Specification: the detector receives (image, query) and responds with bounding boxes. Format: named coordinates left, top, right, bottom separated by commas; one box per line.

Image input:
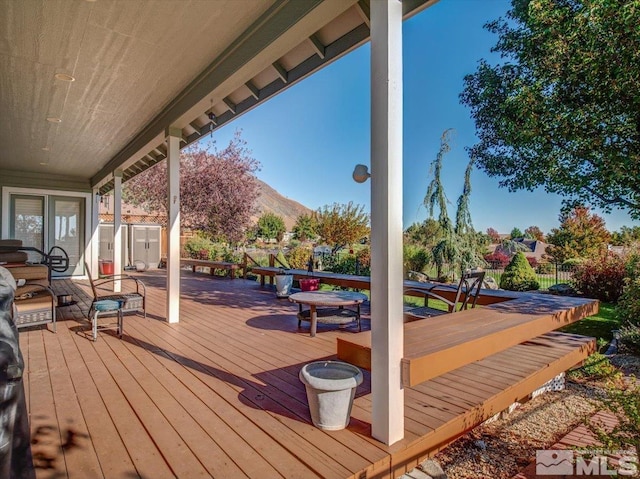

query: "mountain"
left=253, top=180, right=313, bottom=230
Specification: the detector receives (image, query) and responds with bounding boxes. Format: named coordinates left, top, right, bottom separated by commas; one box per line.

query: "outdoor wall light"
left=352, top=164, right=371, bottom=183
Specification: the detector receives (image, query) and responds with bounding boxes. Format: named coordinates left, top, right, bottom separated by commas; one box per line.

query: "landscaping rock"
left=548, top=283, right=576, bottom=296
left=482, top=276, right=499, bottom=290
left=408, top=271, right=430, bottom=283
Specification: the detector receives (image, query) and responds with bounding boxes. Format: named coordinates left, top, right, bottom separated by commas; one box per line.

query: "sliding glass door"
left=49, top=196, right=85, bottom=277
left=9, top=195, right=45, bottom=263
left=8, top=193, right=86, bottom=277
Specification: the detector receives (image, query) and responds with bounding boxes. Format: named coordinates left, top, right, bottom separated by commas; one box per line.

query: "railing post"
left=555, top=262, right=559, bottom=286
left=243, top=253, right=248, bottom=280
left=268, top=254, right=275, bottom=286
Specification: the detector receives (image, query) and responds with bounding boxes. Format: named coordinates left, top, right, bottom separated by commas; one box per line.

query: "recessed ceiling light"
left=41, top=146, right=50, bottom=151
left=39, top=162, right=49, bottom=166
left=46, top=117, right=62, bottom=123
left=54, top=73, right=75, bottom=82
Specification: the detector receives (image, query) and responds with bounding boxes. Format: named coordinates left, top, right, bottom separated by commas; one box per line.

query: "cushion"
left=0, top=239, right=22, bottom=247
left=0, top=251, right=28, bottom=263
left=94, top=300, right=122, bottom=312
left=6, top=265, right=49, bottom=281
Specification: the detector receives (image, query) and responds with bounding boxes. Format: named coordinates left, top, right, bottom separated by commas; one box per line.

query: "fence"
left=432, top=261, right=576, bottom=290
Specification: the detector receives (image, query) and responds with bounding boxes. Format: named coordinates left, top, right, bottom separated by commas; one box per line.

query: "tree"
left=256, top=212, right=286, bottom=242
left=123, top=133, right=260, bottom=242
left=509, top=227, right=523, bottom=239
left=611, top=226, right=640, bottom=246
left=460, top=0, right=640, bottom=219
left=486, top=227, right=501, bottom=243
left=546, top=206, right=611, bottom=263
left=423, top=129, right=485, bottom=278
left=404, top=219, right=443, bottom=247
left=524, top=225, right=545, bottom=241
left=292, top=214, right=317, bottom=242
left=314, top=202, right=369, bottom=254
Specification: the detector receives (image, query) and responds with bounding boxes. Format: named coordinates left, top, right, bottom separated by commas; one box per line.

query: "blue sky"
left=209, top=0, right=637, bottom=235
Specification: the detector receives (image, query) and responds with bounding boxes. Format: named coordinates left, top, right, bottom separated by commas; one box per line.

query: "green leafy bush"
left=568, top=352, right=622, bottom=381
left=617, top=278, right=640, bottom=325
left=572, top=254, right=627, bottom=302
left=590, top=380, right=640, bottom=462
left=536, top=262, right=554, bottom=274
left=355, top=247, right=371, bottom=275
left=285, top=246, right=312, bottom=270
left=183, top=235, right=216, bottom=259
left=615, top=254, right=640, bottom=324
left=619, top=323, right=640, bottom=355
left=403, top=245, right=431, bottom=274
left=499, top=252, right=540, bottom=291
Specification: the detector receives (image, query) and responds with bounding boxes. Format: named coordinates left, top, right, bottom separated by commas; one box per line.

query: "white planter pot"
left=275, top=274, right=293, bottom=298
left=299, top=361, right=363, bottom=431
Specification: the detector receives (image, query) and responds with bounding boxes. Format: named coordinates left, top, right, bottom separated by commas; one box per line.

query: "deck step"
left=385, top=332, right=596, bottom=474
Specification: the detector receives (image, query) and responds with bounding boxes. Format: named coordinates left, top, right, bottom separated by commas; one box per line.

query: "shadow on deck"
left=18, top=270, right=595, bottom=479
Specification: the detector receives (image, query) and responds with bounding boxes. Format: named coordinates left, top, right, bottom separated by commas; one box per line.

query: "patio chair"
left=84, top=262, right=146, bottom=319
left=403, top=270, right=485, bottom=322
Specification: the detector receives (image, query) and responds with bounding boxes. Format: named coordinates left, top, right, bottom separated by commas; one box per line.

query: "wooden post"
left=90, top=188, right=100, bottom=280
left=243, top=253, right=247, bottom=279
left=113, top=170, right=123, bottom=292
left=370, top=0, right=404, bottom=445
left=268, top=253, right=275, bottom=286
left=166, top=127, right=181, bottom=323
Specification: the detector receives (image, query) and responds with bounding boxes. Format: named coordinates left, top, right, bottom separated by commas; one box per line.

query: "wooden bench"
left=250, top=266, right=375, bottom=290
left=181, top=259, right=239, bottom=279
left=250, top=267, right=523, bottom=306
left=337, top=293, right=599, bottom=387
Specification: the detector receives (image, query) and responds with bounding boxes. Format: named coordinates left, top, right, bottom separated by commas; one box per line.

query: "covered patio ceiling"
left=0, top=0, right=436, bottom=194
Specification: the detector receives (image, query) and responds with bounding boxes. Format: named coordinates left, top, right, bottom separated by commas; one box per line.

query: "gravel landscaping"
left=427, top=353, right=639, bottom=479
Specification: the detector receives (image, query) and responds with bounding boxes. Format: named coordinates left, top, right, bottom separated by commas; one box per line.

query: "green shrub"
left=568, top=352, right=622, bottom=381
left=572, top=254, right=627, bottom=302
left=619, top=323, right=640, bottom=355
left=589, top=380, right=640, bottom=462
left=536, top=262, right=554, bottom=274
left=183, top=235, right=216, bottom=259
left=499, top=252, right=540, bottom=291
left=274, top=250, right=290, bottom=269
left=285, top=246, right=312, bottom=270
left=616, top=277, right=640, bottom=325
left=356, top=247, right=371, bottom=275
left=403, top=244, right=431, bottom=274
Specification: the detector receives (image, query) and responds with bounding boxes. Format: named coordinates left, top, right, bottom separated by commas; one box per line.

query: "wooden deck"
left=20, top=271, right=596, bottom=479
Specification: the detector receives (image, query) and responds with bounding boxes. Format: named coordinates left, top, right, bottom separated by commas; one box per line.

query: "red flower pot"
left=299, top=278, right=320, bottom=292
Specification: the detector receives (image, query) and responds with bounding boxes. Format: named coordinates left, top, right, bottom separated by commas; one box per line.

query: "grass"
left=560, top=302, right=621, bottom=342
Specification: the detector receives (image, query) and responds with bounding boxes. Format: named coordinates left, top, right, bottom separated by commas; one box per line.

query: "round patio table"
left=289, top=290, right=368, bottom=337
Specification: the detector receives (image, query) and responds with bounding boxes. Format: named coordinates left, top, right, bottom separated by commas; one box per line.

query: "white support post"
left=113, top=171, right=123, bottom=292
left=166, top=127, right=181, bottom=323
left=90, top=188, right=100, bottom=280
left=370, top=0, right=404, bottom=445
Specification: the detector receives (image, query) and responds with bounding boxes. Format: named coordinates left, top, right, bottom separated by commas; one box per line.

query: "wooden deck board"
left=18, top=271, right=597, bottom=479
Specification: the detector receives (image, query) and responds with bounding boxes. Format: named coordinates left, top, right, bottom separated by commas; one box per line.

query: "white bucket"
left=299, top=361, right=363, bottom=431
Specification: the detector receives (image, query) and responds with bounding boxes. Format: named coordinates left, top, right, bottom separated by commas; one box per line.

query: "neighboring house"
left=491, top=239, right=550, bottom=262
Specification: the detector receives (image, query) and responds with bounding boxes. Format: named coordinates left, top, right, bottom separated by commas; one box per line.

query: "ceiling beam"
left=308, top=34, right=325, bottom=59
left=272, top=61, right=288, bottom=83
left=354, top=0, right=370, bottom=28
left=223, top=98, right=237, bottom=114
left=245, top=80, right=260, bottom=100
